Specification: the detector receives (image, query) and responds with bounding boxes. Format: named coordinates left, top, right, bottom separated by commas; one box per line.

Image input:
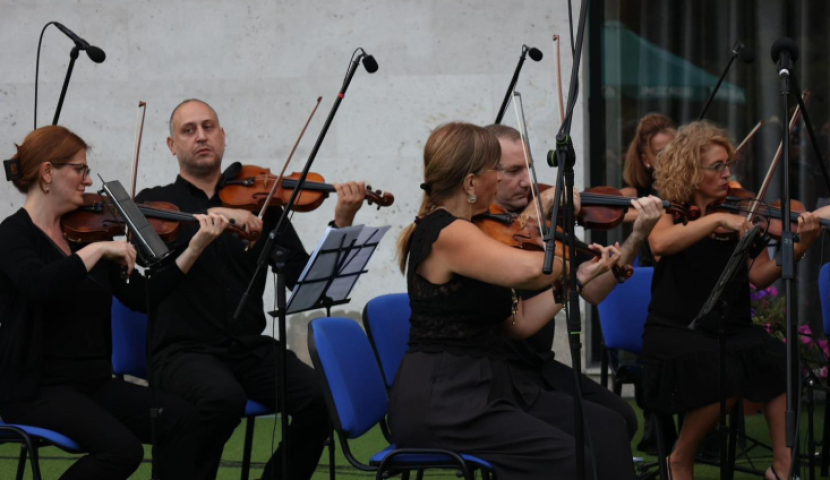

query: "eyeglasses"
left=700, top=159, right=737, bottom=173
left=51, top=162, right=91, bottom=180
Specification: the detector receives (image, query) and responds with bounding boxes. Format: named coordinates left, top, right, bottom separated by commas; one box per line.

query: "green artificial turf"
left=0, top=399, right=821, bottom=479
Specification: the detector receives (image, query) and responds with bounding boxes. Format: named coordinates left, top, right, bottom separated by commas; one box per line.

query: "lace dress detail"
left=407, top=210, right=512, bottom=358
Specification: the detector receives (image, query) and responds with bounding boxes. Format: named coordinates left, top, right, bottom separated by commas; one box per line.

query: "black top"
left=0, top=208, right=183, bottom=402
left=136, top=175, right=310, bottom=367
left=646, top=234, right=751, bottom=334
left=406, top=210, right=513, bottom=358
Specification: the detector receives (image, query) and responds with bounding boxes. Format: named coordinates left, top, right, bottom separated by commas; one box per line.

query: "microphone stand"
left=52, top=45, right=80, bottom=125
left=698, top=42, right=745, bottom=121
left=544, top=0, right=591, bottom=479
left=778, top=65, right=830, bottom=480
left=495, top=46, right=534, bottom=125
left=232, top=49, right=373, bottom=480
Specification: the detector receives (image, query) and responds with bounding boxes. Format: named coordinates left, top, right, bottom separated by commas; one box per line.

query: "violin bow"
left=735, top=119, right=764, bottom=154
left=119, top=100, right=147, bottom=281
left=553, top=34, right=565, bottom=125
left=745, top=90, right=809, bottom=221
left=511, top=91, right=547, bottom=240
left=256, top=96, right=323, bottom=220
left=129, top=101, right=147, bottom=200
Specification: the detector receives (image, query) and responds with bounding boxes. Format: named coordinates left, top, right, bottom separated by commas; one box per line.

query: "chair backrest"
left=597, top=266, right=654, bottom=354
left=111, top=298, right=148, bottom=379
left=308, top=317, right=389, bottom=440
left=362, top=293, right=411, bottom=388
left=821, top=263, right=830, bottom=336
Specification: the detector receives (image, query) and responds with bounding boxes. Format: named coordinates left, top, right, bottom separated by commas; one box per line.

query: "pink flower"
left=820, top=339, right=830, bottom=358
left=768, top=286, right=779, bottom=297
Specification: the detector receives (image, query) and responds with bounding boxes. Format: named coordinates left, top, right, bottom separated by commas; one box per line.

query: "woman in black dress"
left=642, top=121, right=821, bottom=480
left=390, top=122, right=634, bottom=480
left=0, top=126, right=228, bottom=480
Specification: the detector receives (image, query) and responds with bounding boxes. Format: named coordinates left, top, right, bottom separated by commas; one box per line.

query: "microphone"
left=53, top=22, right=106, bottom=63
left=361, top=53, right=379, bottom=73
left=525, top=45, right=543, bottom=61
left=771, top=37, right=799, bottom=78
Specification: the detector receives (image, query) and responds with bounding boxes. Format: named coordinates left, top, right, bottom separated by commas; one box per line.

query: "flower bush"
left=750, top=284, right=829, bottom=378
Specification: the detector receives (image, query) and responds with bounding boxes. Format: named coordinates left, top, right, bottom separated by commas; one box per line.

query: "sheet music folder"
left=269, top=224, right=390, bottom=316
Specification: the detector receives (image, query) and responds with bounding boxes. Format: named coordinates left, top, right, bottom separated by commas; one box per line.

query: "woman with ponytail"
left=390, top=122, right=632, bottom=480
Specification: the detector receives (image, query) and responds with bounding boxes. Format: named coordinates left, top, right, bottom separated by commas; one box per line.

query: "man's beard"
left=181, top=154, right=222, bottom=178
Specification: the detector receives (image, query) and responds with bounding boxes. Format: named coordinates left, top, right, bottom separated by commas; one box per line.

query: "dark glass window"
left=587, top=0, right=830, bottom=365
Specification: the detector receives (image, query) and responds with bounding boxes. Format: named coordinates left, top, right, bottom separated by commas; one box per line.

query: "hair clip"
left=3, top=158, right=21, bottom=182
left=419, top=182, right=432, bottom=193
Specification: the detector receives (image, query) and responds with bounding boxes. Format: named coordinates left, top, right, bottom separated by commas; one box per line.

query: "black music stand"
left=266, top=224, right=388, bottom=479
left=689, top=224, right=769, bottom=480
left=98, top=178, right=170, bottom=480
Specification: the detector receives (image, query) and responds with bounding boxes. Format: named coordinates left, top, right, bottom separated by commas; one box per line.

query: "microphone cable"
left=34, top=21, right=57, bottom=129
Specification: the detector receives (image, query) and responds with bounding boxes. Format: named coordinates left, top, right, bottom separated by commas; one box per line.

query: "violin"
left=577, top=186, right=699, bottom=228
left=530, top=183, right=699, bottom=229
left=473, top=204, right=634, bottom=282
left=218, top=162, right=395, bottom=213
left=62, top=193, right=255, bottom=245
left=707, top=187, right=830, bottom=240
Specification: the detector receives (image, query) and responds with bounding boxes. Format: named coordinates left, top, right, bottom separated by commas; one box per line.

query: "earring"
left=42, top=183, right=51, bottom=193
left=467, top=194, right=477, bottom=204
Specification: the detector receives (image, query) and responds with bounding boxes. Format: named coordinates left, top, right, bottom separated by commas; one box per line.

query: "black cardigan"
left=0, top=208, right=183, bottom=402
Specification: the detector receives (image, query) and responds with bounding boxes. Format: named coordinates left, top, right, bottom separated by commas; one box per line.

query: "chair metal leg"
left=28, top=442, right=43, bottom=480
left=14, top=437, right=42, bottom=480
left=16, top=444, right=27, bottom=480
left=241, top=417, right=256, bottom=480
left=654, top=414, right=670, bottom=480
left=415, top=469, right=424, bottom=480
left=328, top=426, right=336, bottom=480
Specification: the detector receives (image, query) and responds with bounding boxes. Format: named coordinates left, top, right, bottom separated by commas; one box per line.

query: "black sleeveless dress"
left=388, top=210, right=635, bottom=480
left=640, top=235, right=787, bottom=413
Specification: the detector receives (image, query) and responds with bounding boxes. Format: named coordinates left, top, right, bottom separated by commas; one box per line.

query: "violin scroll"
left=365, top=185, right=395, bottom=209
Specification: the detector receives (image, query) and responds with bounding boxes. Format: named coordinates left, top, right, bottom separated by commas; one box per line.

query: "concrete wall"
left=0, top=0, right=586, bottom=363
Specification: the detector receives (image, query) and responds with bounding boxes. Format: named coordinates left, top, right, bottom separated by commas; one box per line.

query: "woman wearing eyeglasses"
left=0, top=125, right=228, bottom=480
left=641, top=121, right=820, bottom=480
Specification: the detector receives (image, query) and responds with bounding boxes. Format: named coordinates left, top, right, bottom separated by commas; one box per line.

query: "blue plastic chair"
left=596, top=267, right=653, bottom=396
left=111, top=298, right=272, bottom=480
left=308, top=317, right=495, bottom=480
left=0, top=422, right=83, bottom=480
left=362, top=293, right=411, bottom=389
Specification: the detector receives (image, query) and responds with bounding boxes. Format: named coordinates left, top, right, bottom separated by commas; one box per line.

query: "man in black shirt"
left=485, top=124, right=663, bottom=442
left=137, top=99, right=366, bottom=480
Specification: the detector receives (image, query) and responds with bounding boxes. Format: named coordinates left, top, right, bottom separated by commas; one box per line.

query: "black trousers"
left=390, top=352, right=636, bottom=480
left=0, top=378, right=198, bottom=480
left=155, top=339, right=329, bottom=480
left=541, top=358, right=639, bottom=439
